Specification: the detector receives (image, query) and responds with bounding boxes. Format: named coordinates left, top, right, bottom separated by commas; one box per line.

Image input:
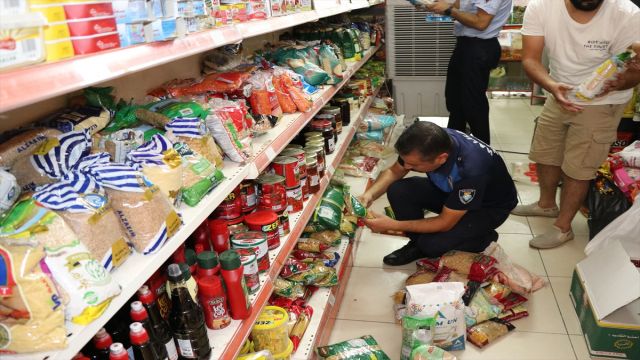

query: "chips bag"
left=317, top=335, right=390, bottom=360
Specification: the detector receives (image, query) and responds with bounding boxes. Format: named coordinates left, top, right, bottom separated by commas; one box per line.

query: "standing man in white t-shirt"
left=512, top=0, right=640, bottom=249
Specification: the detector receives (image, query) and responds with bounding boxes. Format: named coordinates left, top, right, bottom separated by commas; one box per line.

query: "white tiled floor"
left=328, top=98, right=594, bottom=359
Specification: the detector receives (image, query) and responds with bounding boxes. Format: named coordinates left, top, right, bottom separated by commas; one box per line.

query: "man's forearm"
left=393, top=216, right=451, bottom=233
left=449, top=7, right=489, bottom=31
left=618, top=69, right=640, bottom=90
left=522, top=58, right=556, bottom=92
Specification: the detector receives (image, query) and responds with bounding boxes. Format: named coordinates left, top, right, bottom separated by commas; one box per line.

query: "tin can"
left=244, top=210, right=281, bottom=250
left=240, top=181, right=257, bottom=213
left=280, top=148, right=307, bottom=179
left=235, top=248, right=260, bottom=294
left=231, top=231, right=270, bottom=272
left=303, top=131, right=323, bottom=139
left=277, top=210, right=290, bottom=237
left=306, top=157, right=320, bottom=194
left=300, top=176, right=309, bottom=200
left=286, top=185, right=303, bottom=213
left=305, top=146, right=326, bottom=178
left=257, top=173, right=287, bottom=213
left=212, top=185, right=242, bottom=220
left=272, top=156, right=300, bottom=188
left=285, top=144, right=304, bottom=150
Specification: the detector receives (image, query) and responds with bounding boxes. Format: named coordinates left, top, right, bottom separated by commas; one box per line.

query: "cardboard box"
left=570, top=240, right=640, bottom=359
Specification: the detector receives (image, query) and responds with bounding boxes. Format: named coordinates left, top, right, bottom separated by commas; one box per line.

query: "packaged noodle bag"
left=406, top=282, right=466, bottom=351
left=570, top=49, right=637, bottom=103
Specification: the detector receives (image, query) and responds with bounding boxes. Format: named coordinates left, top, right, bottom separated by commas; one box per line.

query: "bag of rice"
left=87, top=162, right=181, bottom=254
left=467, top=318, right=515, bottom=348
left=33, top=171, right=131, bottom=271
left=0, top=235, right=67, bottom=353
left=0, top=169, right=20, bottom=215
left=173, top=140, right=225, bottom=207
left=406, top=282, right=466, bottom=351
left=317, top=335, right=390, bottom=360
left=401, top=315, right=436, bottom=360
left=128, top=134, right=184, bottom=202
left=93, top=124, right=156, bottom=163
left=43, top=106, right=110, bottom=135
left=136, top=99, right=208, bottom=128
left=0, top=128, right=61, bottom=168
left=12, top=130, right=91, bottom=192
left=165, top=117, right=224, bottom=168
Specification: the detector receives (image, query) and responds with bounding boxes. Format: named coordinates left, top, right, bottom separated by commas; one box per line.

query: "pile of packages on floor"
left=236, top=181, right=369, bottom=359
left=0, top=18, right=383, bottom=355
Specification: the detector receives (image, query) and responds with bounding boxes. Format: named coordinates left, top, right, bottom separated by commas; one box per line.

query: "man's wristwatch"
left=444, top=6, right=453, bottom=16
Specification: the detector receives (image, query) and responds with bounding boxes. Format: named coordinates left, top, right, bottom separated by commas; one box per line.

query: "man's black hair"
left=395, top=121, right=452, bottom=161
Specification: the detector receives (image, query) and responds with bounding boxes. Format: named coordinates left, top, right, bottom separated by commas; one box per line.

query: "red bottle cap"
left=137, top=285, right=154, bottom=305
left=244, top=210, right=278, bottom=226
left=129, top=322, right=149, bottom=346
left=109, top=343, right=129, bottom=360
left=93, top=328, right=113, bottom=350
left=130, top=301, right=149, bottom=322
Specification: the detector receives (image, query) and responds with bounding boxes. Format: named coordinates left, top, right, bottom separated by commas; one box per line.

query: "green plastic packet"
left=181, top=167, right=225, bottom=207
left=317, top=335, right=390, bottom=360
left=401, top=315, right=437, bottom=360
left=84, top=87, right=116, bottom=110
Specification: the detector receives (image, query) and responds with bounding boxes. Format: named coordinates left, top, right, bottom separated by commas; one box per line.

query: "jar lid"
left=253, top=306, right=289, bottom=330
left=321, top=106, right=341, bottom=114
left=306, top=157, right=317, bottom=166
left=197, top=251, right=218, bottom=269
left=257, top=173, right=286, bottom=185
left=280, top=148, right=305, bottom=157
left=219, top=250, right=241, bottom=270
left=304, top=131, right=323, bottom=137
left=273, top=156, right=297, bottom=165
left=231, top=231, right=267, bottom=247
left=244, top=210, right=278, bottom=226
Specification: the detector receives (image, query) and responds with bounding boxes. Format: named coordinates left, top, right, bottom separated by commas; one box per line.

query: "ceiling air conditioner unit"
left=386, top=0, right=456, bottom=118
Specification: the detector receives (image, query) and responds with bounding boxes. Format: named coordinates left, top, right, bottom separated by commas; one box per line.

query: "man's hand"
left=549, top=82, right=584, bottom=112
left=357, top=194, right=373, bottom=208
left=363, top=211, right=399, bottom=233
left=424, top=0, right=451, bottom=14
left=596, top=72, right=626, bottom=98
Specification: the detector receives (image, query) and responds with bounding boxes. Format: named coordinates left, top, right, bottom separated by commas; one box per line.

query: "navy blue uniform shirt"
left=398, top=129, right=518, bottom=211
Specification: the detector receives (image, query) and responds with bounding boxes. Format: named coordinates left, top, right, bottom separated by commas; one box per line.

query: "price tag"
left=328, top=293, right=336, bottom=306
left=265, top=147, right=277, bottom=161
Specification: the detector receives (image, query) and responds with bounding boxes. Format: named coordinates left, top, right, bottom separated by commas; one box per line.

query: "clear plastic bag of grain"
left=88, top=162, right=181, bottom=254
left=172, top=138, right=224, bottom=207
left=127, top=134, right=184, bottom=202
left=11, top=130, right=91, bottom=192
left=33, top=171, right=131, bottom=271
left=166, top=117, right=224, bottom=168
left=0, top=128, right=62, bottom=168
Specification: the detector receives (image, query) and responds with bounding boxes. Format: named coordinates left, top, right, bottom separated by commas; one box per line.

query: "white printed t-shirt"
left=522, top=0, right=640, bottom=105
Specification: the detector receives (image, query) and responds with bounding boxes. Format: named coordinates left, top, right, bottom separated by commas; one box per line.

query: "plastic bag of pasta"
left=317, top=335, right=390, bottom=360
left=309, top=229, right=342, bottom=246
left=467, top=318, right=515, bottom=348
left=33, top=170, right=131, bottom=271
left=417, top=251, right=498, bottom=283
left=273, top=277, right=305, bottom=299
left=315, top=186, right=345, bottom=230
left=165, top=117, right=224, bottom=168
left=173, top=139, right=225, bottom=207
left=87, top=161, right=181, bottom=254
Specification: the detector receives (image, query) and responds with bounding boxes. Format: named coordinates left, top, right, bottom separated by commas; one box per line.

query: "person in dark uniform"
left=359, top=121, right=518, bottom=266
left=424, top=0, right=513, bottom=145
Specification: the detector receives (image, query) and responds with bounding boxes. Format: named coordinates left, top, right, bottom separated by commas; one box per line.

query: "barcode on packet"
left=22, top=38, right=37, bottom=54
left=1, top=0, right=23, bottom=12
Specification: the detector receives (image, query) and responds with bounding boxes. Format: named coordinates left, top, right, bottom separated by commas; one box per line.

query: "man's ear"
left=435, top=152, right=449, bottom=165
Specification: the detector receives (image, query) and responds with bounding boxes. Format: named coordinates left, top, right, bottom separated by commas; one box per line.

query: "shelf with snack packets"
left=0, top=4, right=379, bottom=114
left=247, top=44, right=382, bottom=178
left=206, top=82, right=382, bottom=360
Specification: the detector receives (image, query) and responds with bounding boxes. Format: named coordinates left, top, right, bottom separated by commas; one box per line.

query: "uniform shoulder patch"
left=459, top=189, right=476, bottom=204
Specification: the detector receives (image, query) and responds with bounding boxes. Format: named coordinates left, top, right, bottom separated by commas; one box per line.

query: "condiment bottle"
left=192, top=221, right=212, bottom=253
left=167, top=263, right=211, bottom=359
left=108, top=343, right=128, bottom=360
left=92, top=328, right=112, bottom=360
left=196, top=251, right=220, bottom=278
left=185, top=249, right=198, bottom=278
left=129, top=322, right=157, bottom=360
left=209, top=219, right=230, bottom=254
left=166, top=263, right=198, bottom=303
left=130, top=301, right=169, bottom=360
left=197, top=275, right=231, bottom=330
left=219, top=250, right=251, bottom=320
left=138, top=285, right=179, bottom=360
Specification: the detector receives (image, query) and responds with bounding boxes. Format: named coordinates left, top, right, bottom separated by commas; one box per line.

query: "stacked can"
left=272, top=156, right=303, bottom=214
left=240, top=180, right=257, bottom=215
left=256, top=173, right=289, bottom=238
left=212, top=186, right=243, bottom=224
left=305, top=145, right=326, bottom=179
left=281, top=147, right=308, bottom=201
left=244, top=210, right=280, bottom=250
left=231, top=231, right=270, bottom=273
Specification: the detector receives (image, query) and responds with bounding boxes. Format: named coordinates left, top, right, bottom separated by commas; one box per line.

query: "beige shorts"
left=529, top=95, right=626, bottom=180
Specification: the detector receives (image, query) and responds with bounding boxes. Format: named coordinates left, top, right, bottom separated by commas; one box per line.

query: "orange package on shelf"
left=280, top=72, right=312, bottom=112
left=247, top=71, right=282, bottom=116
left=272, top=74, right=297, bottom=113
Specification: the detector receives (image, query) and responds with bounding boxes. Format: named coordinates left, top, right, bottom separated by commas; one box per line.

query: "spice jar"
left=235, top=248, right=260, bottom=295
left=306, top=157, right=320, bottom=194
left=321, top=106, right=342, bottom=134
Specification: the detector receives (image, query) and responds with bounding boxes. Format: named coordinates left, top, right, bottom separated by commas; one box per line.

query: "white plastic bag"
left=585, top=194, right=640, bottom=261
left=483, top=242, right=546, bottom=295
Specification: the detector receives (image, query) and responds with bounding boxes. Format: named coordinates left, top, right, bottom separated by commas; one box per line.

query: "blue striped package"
left=165, top=117, right=206, bottom=138
left=88, top=162, right=181, bottom=255
left=127, top=134, right=184, bottom=201
left=166, top=117, right=224, bottom=167
left=33, top=172, right=131, bottom=272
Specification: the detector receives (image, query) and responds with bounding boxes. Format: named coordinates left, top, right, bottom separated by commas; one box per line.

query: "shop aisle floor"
left=328, top=98, right=593, bottom=360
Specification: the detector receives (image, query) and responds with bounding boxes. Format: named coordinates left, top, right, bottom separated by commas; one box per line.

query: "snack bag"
left=173, top=140, right=225, bottom=207
left=570, top=49, right=636, bottom=103
left=401, top=315, right=436, bottom=360
left=406, top=282, right=466, bottom=351
left=467, top=318, right=515, bottom=348
left=273, top=277, right=305, bottom=299
left=497, top=304, right=529, bottom=322
left=317, top=335, right=390, bottom=360
left=33, top=171, right=131, bottom=271
left=296, top=238, right=331, bottom=253
left=308, top=229, right=342, bottom=246
left=464, top=288, right=503, bottom=327
left=410, top=345, right=457, bottom=360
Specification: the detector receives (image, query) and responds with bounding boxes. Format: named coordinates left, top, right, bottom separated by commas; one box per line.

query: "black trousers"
left=387, top=177, right=510, bottom=258
left=445, top=36, right=501, bottom=145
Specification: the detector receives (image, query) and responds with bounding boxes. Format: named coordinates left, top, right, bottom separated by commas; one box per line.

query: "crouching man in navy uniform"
left=359, top=121, right=518, bottom=266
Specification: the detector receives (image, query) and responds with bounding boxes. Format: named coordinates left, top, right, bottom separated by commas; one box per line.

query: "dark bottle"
left=167, top=263, right=211, bottom=359
left=130, top=322, right=158, bottom=360
left=106, top=300, right=134, bottom=356
left=92, top=328, right=113, bottom=360
left=138, top=285, right=179, bottom=360
left=108, top=343, right=129, bottom=360
left=131, top=301, right=169, bottom=360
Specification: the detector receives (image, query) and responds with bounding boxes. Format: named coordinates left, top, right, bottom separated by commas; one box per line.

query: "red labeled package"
left=498, top=292, right=528, bottom=311
left=498, top=304, right=529, bottom=322
left=417, top=251, right=499, bottom=283
left=64, top=2, right=114, bottom=19
left=247, top=71, right=282, bottom=116
left=280, top=258, right=310, bottom=278
left=67, top=16, right=117, bottom=37
left=71, top=32, right=120, bottom=55
left=272, top=73, right=297, bottom=113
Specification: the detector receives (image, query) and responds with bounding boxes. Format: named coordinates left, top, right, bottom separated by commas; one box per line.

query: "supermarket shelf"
left=0, top=5, right=373, bottom=113
left=6, top=160, right=250, bottom=360
left=350, top=0, right=371, bottom=9
left=209, top=83, right=376, bottom=360
left=247, top=44, right=382, bottom=178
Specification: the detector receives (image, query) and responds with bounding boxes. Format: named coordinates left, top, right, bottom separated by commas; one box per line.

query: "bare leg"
left=537, top=164, right=562, bottom=208
left=555, top=173, right=589, bottom=233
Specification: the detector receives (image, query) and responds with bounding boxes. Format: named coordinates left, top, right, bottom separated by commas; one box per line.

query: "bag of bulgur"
left=127, top=134, right=184, bottom=202
left=87, top=162, right=181, bottom=254
left=33, top=171, right=131, bottom=271
left=0, top=128, right=62, bottom=168
left=165, top=117, right=224, bottom=168
left=173, top=140, right=225, bottom=207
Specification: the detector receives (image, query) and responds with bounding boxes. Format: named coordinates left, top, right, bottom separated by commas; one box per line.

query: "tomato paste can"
left=280, top=148, right=307, bottom=179
left=213, top=185, right=242, bottom=220
left=227, top=218, right=249, bottom=235
left=257, top=173, right=287, bottom=213
left=272, top=156, right=300, bottom=188
left=240, top=180, right=257, bottom=213
left=231, top=231, right=270, bottom=272
left=235, top=248, right=260, bottom=294
left=300, top=176, right=309, bottom=200
left=244, top=210, right=280, bottom=250
left=277, top=210, right=290, bottom=237
left=286, top=185, right=303, bottom=213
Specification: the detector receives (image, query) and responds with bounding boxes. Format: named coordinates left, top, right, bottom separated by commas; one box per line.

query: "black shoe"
left=383, top=242, right=424, bottom=266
